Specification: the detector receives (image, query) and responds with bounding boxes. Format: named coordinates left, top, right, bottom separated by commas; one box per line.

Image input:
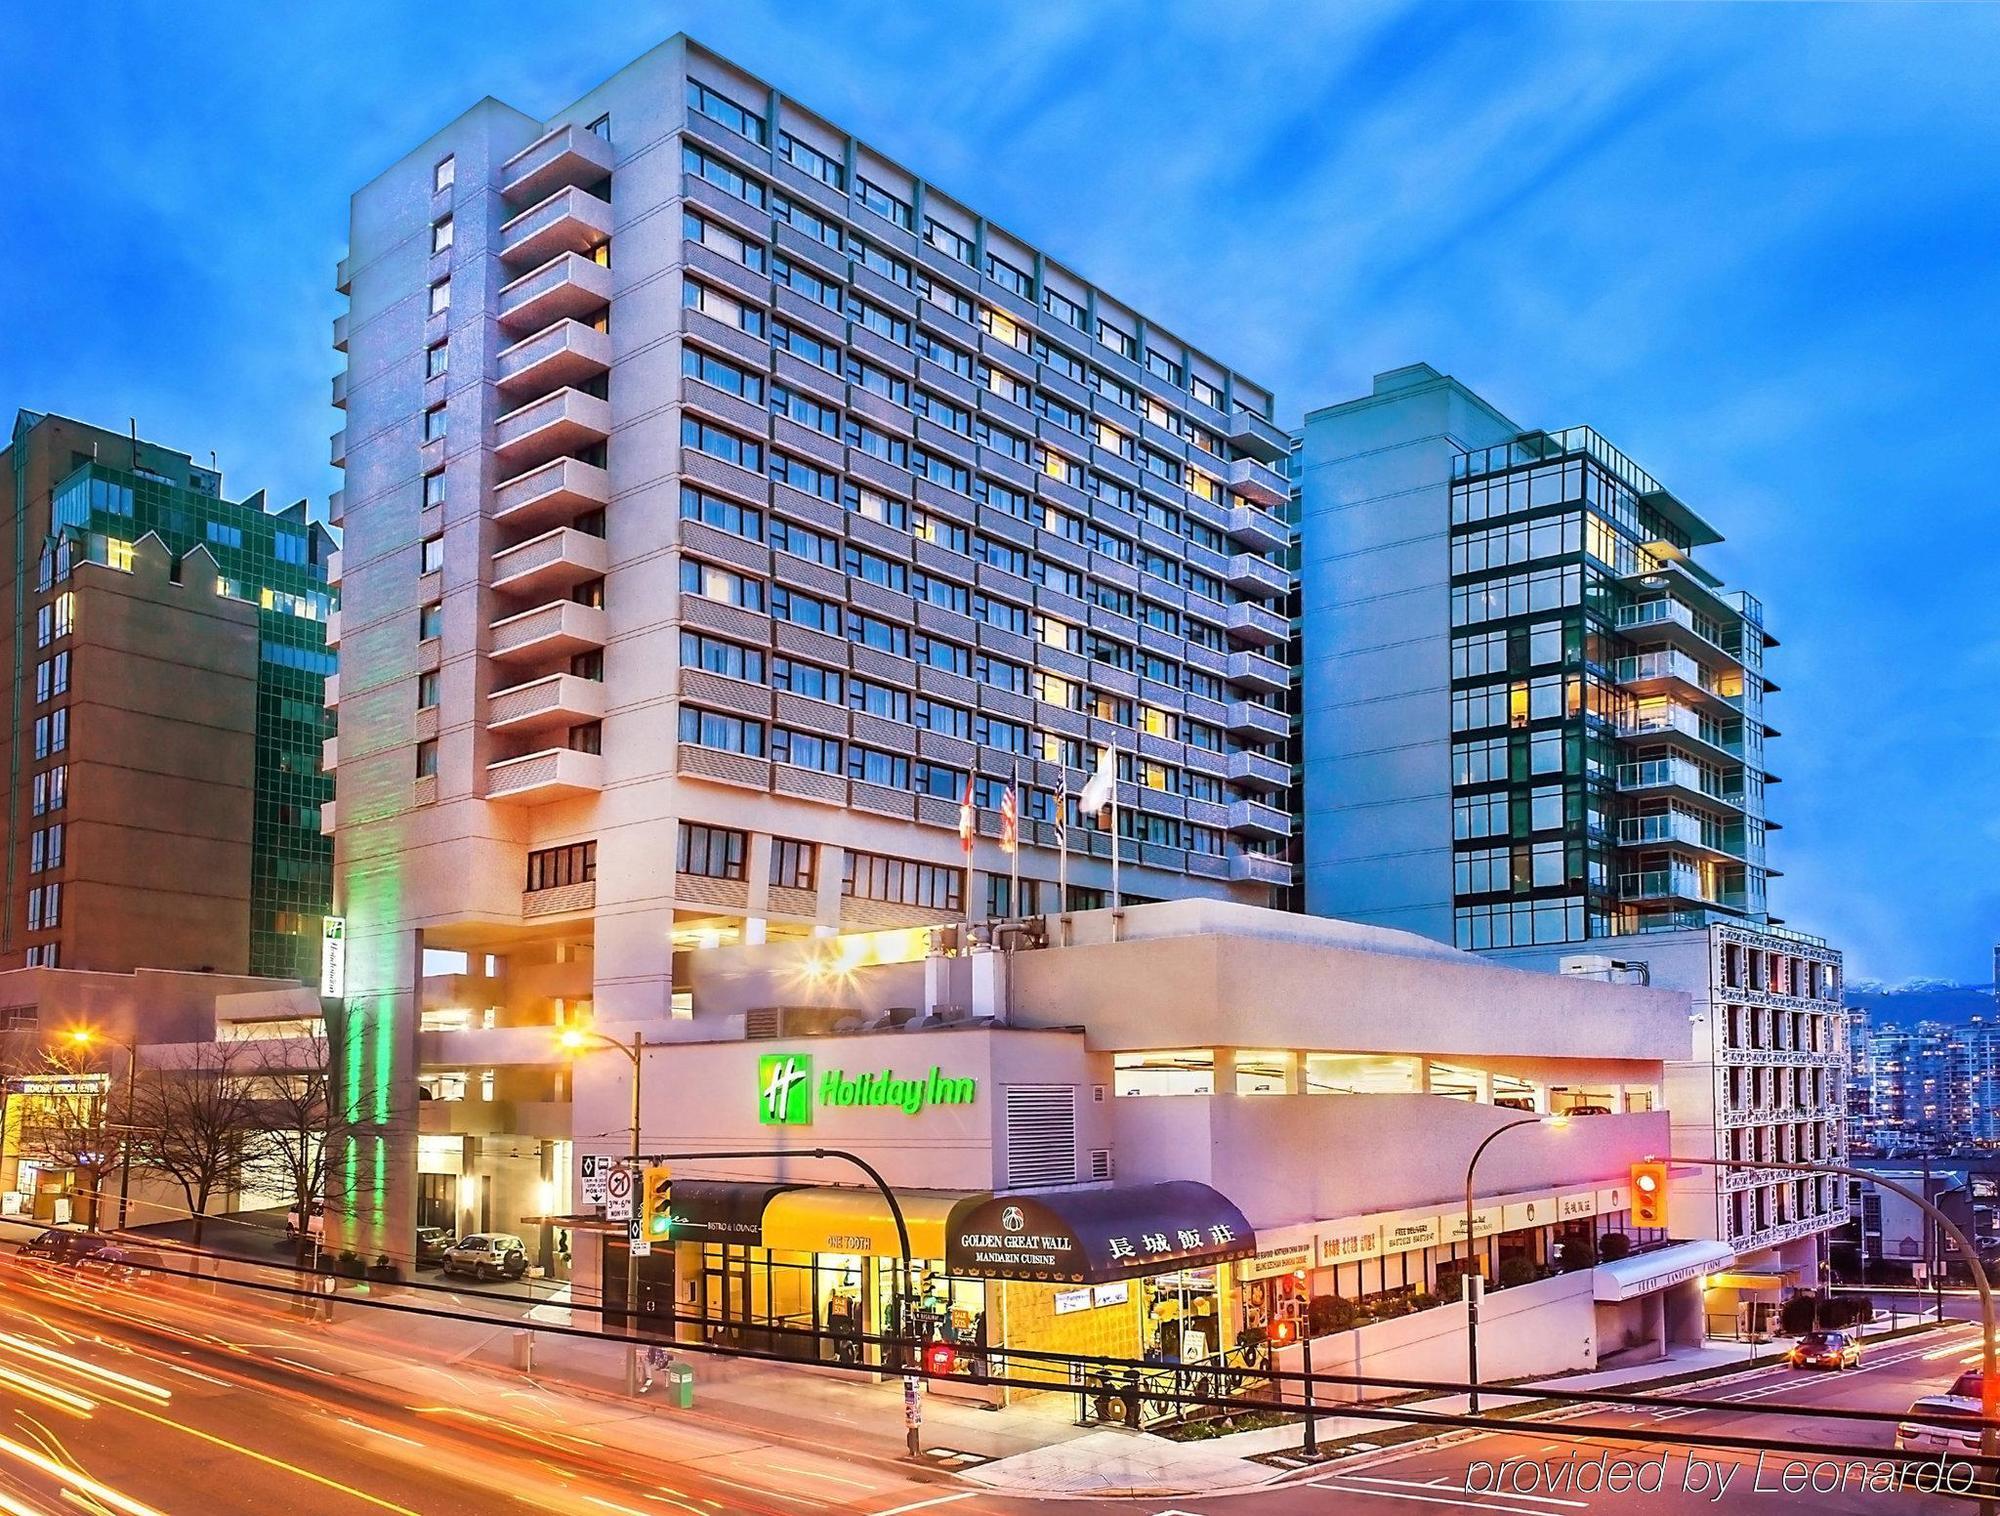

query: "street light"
left=1464, top=1113, right=1569, bottom=1414
left=557, top=1026, right=648, bottom=1395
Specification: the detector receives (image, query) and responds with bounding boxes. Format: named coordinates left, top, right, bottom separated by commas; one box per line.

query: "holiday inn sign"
left=757, top=1053, right=978, bottom=1125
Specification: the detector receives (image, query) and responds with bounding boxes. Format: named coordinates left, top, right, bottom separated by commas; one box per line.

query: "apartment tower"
left=1296, top=364, right=1846, bottom=1305
left=327, top=35, right=1295, bottom=1255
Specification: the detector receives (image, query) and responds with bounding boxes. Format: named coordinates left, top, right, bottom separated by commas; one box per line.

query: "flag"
left=1053, top=770, right=1069, bottom=853
left=1000, top=783, right=1019, bottom=855
left=1079, top=745, right=1116, bottom=821
left=958, top=772, right=976, bottom=853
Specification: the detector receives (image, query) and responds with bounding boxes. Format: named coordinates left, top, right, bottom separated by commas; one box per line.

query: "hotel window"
left=681, top=143, right=767, bottom=208
left=681, top=416, right=763, bottom=473
left=771, top=657, right=843, bottom=704
left=844, top=483, right=908, bottom=530
left=683, top=346, right=765, bottom=404
left=769, top=586, right=837, bottom=634
left=770, top=727, right=842, bottom=773
left=854, top=178, right=912, bottom=230
left=419, top=601, right=443, bottom=639
left=433, top=155, right=455, bottom=193
left=680, top=484, right=762, bottom=540
left=842, top=849, right=961, bottom=912
left=771, top=838, right=817, bottom=891
left=848, top=746, right=910, bottom=789
left=423, top=469, right=446, bottom=509
left=854, top=239, right=911, bottom=288
left=588, top=113, right=611, bottom=140
left=686, top=80, right=767, bottom=145
left=684, top=210, right=766, bottom=273
left=677, top=822, right=747, bottom=881
left=1043, top=287, right=1086, bottom=330
left=426, top=341, right=449, bottom=379
left=424, top=403, right=447, bottom=441
left=1097, top=319, right=1138, bottom=361
left=679, top=631, right=765, bottom=684
left=778, top=131, right=843, bottom=189
left=428, top=278, right=451, bottom=316
left=924, top=218, right=974, bottom=264
left=416, top=740, right=439, bottom=778
left=973, top=653, right=1027, bottom=695
left=985, top=253, right=1032, bottom=298
left=683, top=279, right=766, bottom=337
left=417, top=671, right=440, bottom=710
left=526, top=841, right=596, bottom=891
left=677, top=705, right=764, bottom=756
left=431, top=216, right=454, bottom=255
left=420, top=535, right=444, bottom=575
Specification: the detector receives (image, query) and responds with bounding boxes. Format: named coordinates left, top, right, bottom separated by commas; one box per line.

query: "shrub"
left=1496, top=1256, right=1539, bottom=1290
left=1406, top=1291, right=1440, bottom=1314
left=1779, top=1294, right=1819, bottom=1336
left=1307, top=1294, right=1356, bottom=1338
left=1597, top=1232, right=1631, bottom=1262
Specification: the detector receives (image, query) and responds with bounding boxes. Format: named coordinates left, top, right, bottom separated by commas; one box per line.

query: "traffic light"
left=641, top=1164, right=673, bottom=1241
left=923, top=1341, right=958, bottom=1376
left=1631, top=1159, right=1669, bottom=1229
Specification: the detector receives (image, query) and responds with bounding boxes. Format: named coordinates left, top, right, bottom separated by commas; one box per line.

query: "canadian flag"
left=999, top=784, right=1019, bottom=855
left=959, top=772, right=976, bottom=853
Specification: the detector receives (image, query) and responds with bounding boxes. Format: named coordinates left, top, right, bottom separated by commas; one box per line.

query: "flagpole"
left=1009, top=756, right=1022, bottom=916
left=1109, top=746, right=1122, bottom=911
left=1056, top=764, right=1070, bottom=913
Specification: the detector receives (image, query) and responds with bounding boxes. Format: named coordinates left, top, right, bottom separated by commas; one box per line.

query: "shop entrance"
left=603, top=1239, right=676, bottom=1341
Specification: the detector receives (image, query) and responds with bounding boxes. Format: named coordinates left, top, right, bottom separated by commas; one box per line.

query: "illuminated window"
left=1140, top=706, right=1178, bottom=740
left=105, top=539, right=134, bottom=572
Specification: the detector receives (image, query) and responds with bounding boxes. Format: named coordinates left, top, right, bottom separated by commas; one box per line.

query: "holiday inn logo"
left=758, top=1053, right=814, bottom=1125
left=756, top=1052, right=977, bottom=1124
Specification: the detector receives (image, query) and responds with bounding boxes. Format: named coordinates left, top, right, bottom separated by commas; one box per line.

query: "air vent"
left=1090, top=1149, right=1113, bottom=1182
left=744, top=1008, right=781, bottom=1040
left=1005, top=1085, right=1077, bottom=1188
left=1091, top=1085, right=1106, bottom=1104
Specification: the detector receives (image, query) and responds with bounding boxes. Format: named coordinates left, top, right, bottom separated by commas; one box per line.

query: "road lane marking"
left=1305, top=1483, right=1588, bottom=1516
left=1337, top=1474, right=1588, bottom=1507
left=871, top=1494, right=978, bottom=1516
left=762, top=1462, right=880, bottom=1490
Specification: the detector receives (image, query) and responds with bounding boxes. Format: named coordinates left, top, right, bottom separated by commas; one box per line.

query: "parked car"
left=415, top=1227, right=455, bottom=1267
left=285, top=1202, right=325, bottom=1242
left=74, top=1245, right=166, bottom=1288
left=15, top=1227, right=116, bottom=1269
left=1493, top=1097, right=1537, bottom=1112
left=439, top=1234, right=527, bottom=1282
left=1560, top=1105, right=1613, bottom=1117
left=1897, top=1394, right=1983, bottom=1457
left=1789, top=1329, right=1861, bottom=1370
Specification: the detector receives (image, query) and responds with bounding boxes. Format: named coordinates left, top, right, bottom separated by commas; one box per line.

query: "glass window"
left=676, top=822, right=747, bottom=880
left=429, top=279, right=451, bottom=316
left=431, top=216, right=454, bottom=255
left=433, top=156, right=455, bottom=194
left=686, top=80, right=768, bottom=144
left=416, top=739, right=439, bottom=778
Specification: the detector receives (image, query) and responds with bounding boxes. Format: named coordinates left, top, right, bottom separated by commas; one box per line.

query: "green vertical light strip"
left=372, top=999, right=392, bottom=1126
left=372, top=1135, right=386, bottom=1228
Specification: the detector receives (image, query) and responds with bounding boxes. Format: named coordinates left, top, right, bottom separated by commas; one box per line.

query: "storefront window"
left=1113, top=1051, right=1213, bottom=1096
left=1145, top=1267, right=1223, bottom=1363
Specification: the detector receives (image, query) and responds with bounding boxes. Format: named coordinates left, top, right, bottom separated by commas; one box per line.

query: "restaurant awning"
left=945, top=1181, right=1256, bottom=1285
left=760, top=1187, right=975, bottom=1259
left=1593, top=1239, right=1735, bottom=1302
left=667, top=1180, right=801, bottom=1245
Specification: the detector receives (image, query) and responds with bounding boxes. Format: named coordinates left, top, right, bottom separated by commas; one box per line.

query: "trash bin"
left=666, top=1361, right=694, bottom=1409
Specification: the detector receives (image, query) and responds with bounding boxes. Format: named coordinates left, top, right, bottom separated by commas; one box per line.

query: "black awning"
left=667, top=1180, right=801, bottom=1244
left=945, top=1181, right=1256, bottom=1285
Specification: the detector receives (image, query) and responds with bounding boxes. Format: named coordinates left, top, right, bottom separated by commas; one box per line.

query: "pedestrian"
left=638, top=1343, right=673, bottom=1393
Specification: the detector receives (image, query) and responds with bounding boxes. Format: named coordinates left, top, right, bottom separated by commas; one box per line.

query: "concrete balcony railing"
left=321, top=734, right=337, bottom=772
left=325, top=610, right=342, bottom=648
left=491, top=526, right=608, bottom=597
left=325, top=548, right=342, bottom=586
left=501, top=121, right=616, bottom=206
left=495, top=318, right=611, bottom=402
left=486, top=672, right=606, bottom=736
left=487, top=746, right=604, bottom=803
left=332, top=311, right=349, bottom=353
left=323, top=672, right=339, bottom=708
left=1225, top=600, right=1288, bottom=648
left=492, top=387, right=612, bottom=472
left=1225, top=553, right=1289, bottom=600
left=1225, top=502, right=1289, bottom=554
left=331, top=371, right=348, bottom=410
left=1223, top=700, right=1289, bottom=743
left=328, top=487, right=344, bottom=526
left=1225, top=649, right=1289, bottom=695
left=319, top=799, right=334, bottom=837
left=335, top=254, right=352, bottom=296
left=1226, top=749, right=1289, bottom=793
left=1224, top=408, right=1292, bottom=463
left=1226, top=455, right=1289, bottom=508
left=499, top=185, right=614, bottom=270
left=1226, top=798, right=1291, bottom=840
left=1619, top=866, right=1718, bottom=906
left=1616, top=757, right=1745, bottom=812
left=1227, top=850, right=1291, bottom=887
left=497, top=251, right=613, bottom=335
left=329, top=427, right=347, bottom=468
left=489, top=600, right=608, bottom=664
left=1619, top=811, right=1750, bottom=863
left=1617, top=704, right=1737, bottom=760
left=492, top=456, right=612, bottom=534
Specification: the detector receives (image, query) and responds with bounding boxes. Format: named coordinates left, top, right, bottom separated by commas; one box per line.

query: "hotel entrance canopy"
left=945, top=1181, right=1255, bottom=1284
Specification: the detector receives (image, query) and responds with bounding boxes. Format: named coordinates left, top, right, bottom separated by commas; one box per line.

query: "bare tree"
left=0, top=1045, right=116, bottom=1228
left=125, top=1042, right=260, bottom=1250
left=239, top=1034, right=347, bottom=1271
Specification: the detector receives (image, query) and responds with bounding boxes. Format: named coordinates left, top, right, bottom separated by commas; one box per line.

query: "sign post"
left=903, top=1374, right=923, bottom=1457
left=605, top=1164, right=633, bottom=1223
left=581, top=1155, right=607, bottom=1206
left=628, top=1216, right=650, bottom=1259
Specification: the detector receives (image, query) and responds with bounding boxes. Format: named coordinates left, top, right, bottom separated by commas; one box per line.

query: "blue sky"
left=3, top=2, right=1993, bottom=983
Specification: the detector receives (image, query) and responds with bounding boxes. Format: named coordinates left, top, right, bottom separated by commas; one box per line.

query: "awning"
left=946, top=1181, right=1256, bottom=1285
left=760, top=1187, right=974, bottom=1259
left=519, top=1213, right=623, bottom=1234
left=1706, top=1270, right=1790, bottom=1293
left=1593, top=1239, right=1735, bottom=1302
left=668, top=1180, right=801, bottom=1245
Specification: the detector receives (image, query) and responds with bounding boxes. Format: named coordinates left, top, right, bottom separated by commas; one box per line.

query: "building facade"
left=1296, top=365, right=1848, bottom=1292
left=326, top=35, right=1294, bottom=1258
left=0, top=413, right=335, bottom=982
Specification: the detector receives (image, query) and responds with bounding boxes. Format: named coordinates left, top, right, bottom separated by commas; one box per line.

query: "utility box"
left=666, top=1361, right=693, bottom=1409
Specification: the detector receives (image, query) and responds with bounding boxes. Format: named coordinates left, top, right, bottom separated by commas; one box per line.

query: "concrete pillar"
left=742, top=830, right=771, bottom=945
left=813, top=844, right=846, bottom=936
left=328, top=913, right=420, bottom=1270
left=593, top=906, right=675, bottom=1024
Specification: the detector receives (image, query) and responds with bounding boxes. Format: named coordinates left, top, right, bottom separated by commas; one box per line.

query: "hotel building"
left=1297, top=364, right=1847, bottom=1320
left=326, top=35, right=1294, bottom=1258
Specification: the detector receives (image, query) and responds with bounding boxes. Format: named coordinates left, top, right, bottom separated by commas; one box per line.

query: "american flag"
left=999, top=783, right=1019, bottom=855
left=958, top=772, right=976, bottom=853
left=1053, top=770, right=1068, bottom=852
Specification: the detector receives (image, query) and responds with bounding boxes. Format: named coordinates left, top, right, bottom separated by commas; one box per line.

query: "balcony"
left=1226, top=455, right=1289, bottom=509
left=325, top=610, right=342, bottom=648
left=1225, top=649, right=1289, bottom=695
left=492, top=455, right=611, bottom=534
left=1617, top=757, right=1744, bottom=812
left=492, top=387, right=611, bottom=472
left=1228, top=850, right=1291, bottom=887
left=331, top=371, right=348, bottom=410
left=502, top=121, right=616, bottom=206
left=1225, top=553, right=1289, bottom=600
left=1224, top=701, right=1288, bottom=743
left=1225, top=408, right=1291, bottom=464
left=495, top=319, right=611, bottom=401
left=1226, top=798, right=1291, bottom=840
left=487, top=672, right=606, bottom=735
left=323, top=672, right=339, bottom=708
left=1616, top=596, right=1742, bottom=666
left=1225, top=600, right=1288, bottom=647
left=329, top=427, right=346, bottom=468
left=487, top=746, right=604, bottom=803
left=1619, top=866, right=1718, bottom=906
left=321, top=734, right=337, bottom=771
left=499, top=185, right=614, bottom=269
left=1618, top=811, right=1750, bottom=864
left=1226, top=749, right=1289, bottom=793
left=320, top=800, right=334, bottom=837
left=1615, top=649, right=1737, bottom=718
left=489, top=600, right=608, bottom=663
left=491, top=526, right=608, bottom=597
left=328, top=487, right=344, bottom=526
left=324, top=548, right=341, bottom=587
left=497, top=251, right=613, bottom=335
left=333, top=312, right=349, bottom=353
left=1617, top=704, right=1738, bottom=762
left=335, top=255, right=352, bottom=296
left=1225, top=503, right=1289, bottom=554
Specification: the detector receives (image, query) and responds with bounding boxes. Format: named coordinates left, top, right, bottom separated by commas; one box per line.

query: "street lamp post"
left=1654, top=1153, right=1999, bottom=1515
left=1464, top=1114, right=1568, bottom=1415
left=66, top=1028, right=138, bottom=1231
left=559, top=1027, right=647, bottom=1395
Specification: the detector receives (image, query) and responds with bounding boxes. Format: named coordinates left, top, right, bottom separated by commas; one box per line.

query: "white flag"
left=1078, top=745, right=1117, bottom=814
